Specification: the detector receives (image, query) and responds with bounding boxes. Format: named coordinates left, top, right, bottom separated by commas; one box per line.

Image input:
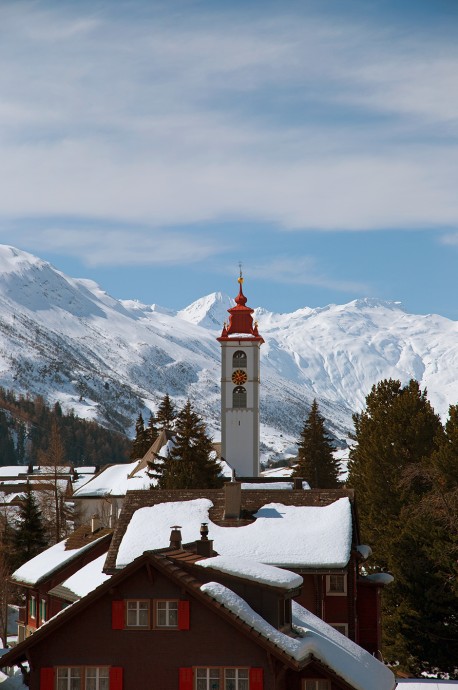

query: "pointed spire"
left=217, top=269, right=264, bottom=342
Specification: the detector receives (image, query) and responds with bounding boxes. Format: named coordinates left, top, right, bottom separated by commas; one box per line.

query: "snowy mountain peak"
left=178, top=292, right=235, bottom=329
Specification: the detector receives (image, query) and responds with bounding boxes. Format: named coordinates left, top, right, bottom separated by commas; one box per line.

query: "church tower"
left=217, top=272, right=264, bottom=477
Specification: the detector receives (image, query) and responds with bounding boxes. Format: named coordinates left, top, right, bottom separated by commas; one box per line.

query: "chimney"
left=91, top=513, right=101, bottom=533
left=195, top=522, right=214, bottom=557
left=224, top=481, right=241, bottom=519
left=169, top=525, right=182, bottom=550
left=293, top=477, right=304, bottom=490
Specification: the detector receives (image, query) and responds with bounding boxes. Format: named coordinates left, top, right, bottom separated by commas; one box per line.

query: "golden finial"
left=238, top=261, right=244, bottom=284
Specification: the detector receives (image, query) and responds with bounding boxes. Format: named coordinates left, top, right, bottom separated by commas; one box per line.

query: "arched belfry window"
left=233, top=386, right=247, bottom=408
left=233, top=350, right=247, bottom=368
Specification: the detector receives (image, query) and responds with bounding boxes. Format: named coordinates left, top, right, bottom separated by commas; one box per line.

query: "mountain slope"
left=0, top=245, right=456, bottom=464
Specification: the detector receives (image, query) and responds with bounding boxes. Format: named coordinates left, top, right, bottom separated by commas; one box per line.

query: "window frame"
left=325, top=573, right=347, bottom=596
left=232, top=350, right=247, bottom=368
left=232, top=386, right=247, bottom=409
left=56, top=667, right=110, bottom=690
left=194, top=667, right=249, bottom=690
left=40, top=598, right=47, bottom=623
left=329, top=623, right=348, bottom=636
left=302, top=680, right=331, bottom=690
left=153, top=599, right=179, bottom=629
left=29, top=595, right=37, bottom=620
left=125, top=599, right=150, bottom=629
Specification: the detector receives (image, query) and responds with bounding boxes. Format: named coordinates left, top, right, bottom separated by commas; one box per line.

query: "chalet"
left=0, top=528, right=395, bottom=690
left=102, top=482, right=390, bottom=658
left=12, top=520, right=112, bottom=642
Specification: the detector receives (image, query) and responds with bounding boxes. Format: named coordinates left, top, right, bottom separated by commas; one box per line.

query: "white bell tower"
left=217, top=272, right=264, bottom=477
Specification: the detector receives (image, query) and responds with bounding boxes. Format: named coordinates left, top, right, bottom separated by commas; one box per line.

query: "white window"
left=195, top=668, right=249, bottom=690
left=155, top=600, right=178, bottom=628
left=126, top=600, right=149, bottom=627
left=85, top=667, right=109, bottom=690
left=57, top=667, right=81, bottom=690
left=29, top=596, right=36, bottom=619
left=303, top=681, right=330, bottom=690
left=330, top=623, right=348, bottom=636
left=325, top=573, right=347, bottom=595
left=40, top=598, right=47, bottom=622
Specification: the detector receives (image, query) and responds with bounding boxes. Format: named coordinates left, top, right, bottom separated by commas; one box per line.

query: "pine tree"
left=156, top=394, right=176, bottom=430
left=130, top=413, right=152, bottom=459
left=293, top=399, right=340, bottom=488
left=347, top=378, right=450, bottom=675
left=146, top=413, right=159, bottom=447
left=13, top=483, right=47, bottom=569
left=149, top=401, right=221, bottom=489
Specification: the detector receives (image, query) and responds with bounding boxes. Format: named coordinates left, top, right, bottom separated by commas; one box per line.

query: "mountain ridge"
left=0, top=245, right=456, bottom=464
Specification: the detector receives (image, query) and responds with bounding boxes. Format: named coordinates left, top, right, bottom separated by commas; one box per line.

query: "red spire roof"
left=217, top=274, right=264, bottom=343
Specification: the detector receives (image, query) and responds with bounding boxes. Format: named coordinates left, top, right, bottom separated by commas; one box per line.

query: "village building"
left=0, top=525, right=395, bottom=690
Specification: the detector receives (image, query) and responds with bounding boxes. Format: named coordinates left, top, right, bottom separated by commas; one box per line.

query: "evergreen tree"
left=293, top=399, right=340, bottom=488
left=130, top=413, right=152, bottom=459
left=156, top=394, right=176, bottom=430
left=347, top=378, right=451, bottom=675
left=149, top=400, right=221, bottom=489
left=13, top=483, right=47, bottom=569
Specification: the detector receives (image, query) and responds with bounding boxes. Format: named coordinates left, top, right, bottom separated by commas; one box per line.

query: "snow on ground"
left=196, top=556, right=303, bottom=589
left=12, top=535, right=107, bottom=585
left=73, top=462, right=150, bottom=497
left=200, top=583, right=395, bottom=690
left=57, top=554, right=110, bottom=598
left=116, top=497, right=352, bottom=569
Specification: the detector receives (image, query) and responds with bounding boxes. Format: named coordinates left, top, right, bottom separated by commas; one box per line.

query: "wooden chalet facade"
left=104, top=484, right=386, bottom=658
left=12, top=523, right=112, bottom=642
left=1, top=533, right=395, bottom=690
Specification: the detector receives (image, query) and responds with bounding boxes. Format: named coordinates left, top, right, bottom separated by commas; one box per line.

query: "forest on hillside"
left=0, top=388, right=130, bottom=467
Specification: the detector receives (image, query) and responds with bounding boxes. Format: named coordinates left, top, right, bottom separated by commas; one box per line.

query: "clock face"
left=232, top=369, right=248, bottom=385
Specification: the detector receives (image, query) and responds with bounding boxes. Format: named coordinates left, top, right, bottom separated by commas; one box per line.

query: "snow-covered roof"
left=54, top=554, right=111, bottom=599
left=241, top=481, right=309, bottom=490
left=73, top=462, right=150, bottom=497
left=196, top=556, right=303, bottom=589
left=116, top=497, right=352, bottom=569
left=357, top=544, right=372, bottom=560
left=396, top=684, right=458, bottom=689
left=0, top=467, right=28, bottom=478
left=201, top=583, right=395, bottom=690
left=364, top=573, right=394, bottom=585
left=12, top=535, right=107, bottom=585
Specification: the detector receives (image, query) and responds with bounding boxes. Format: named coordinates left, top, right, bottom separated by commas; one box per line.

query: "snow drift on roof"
left=241, top=481, right=309, bottom=490
left=12, top=535, right=107, bottom=586
left=73, top=462, right=150, bottom=497
left=201, top=582, right=395, bottom=690
left=116, top=497, right=352, bottom=569
left=196, top=556, right=303, bottom=589
left=57, top=554, right=110, bottom=598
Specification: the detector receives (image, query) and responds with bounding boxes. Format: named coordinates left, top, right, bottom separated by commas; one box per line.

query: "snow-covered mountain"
left=0, top=245, right=457, bottom=464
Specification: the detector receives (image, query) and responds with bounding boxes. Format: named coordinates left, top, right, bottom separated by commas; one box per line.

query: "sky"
left=0, top=0, right=457, bottom=317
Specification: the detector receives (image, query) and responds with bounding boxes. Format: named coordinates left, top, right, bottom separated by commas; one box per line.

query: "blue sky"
left=0, top=0, right=457, bottom=317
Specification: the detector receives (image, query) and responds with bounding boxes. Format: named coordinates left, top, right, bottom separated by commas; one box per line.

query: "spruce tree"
left=293, top=399, right=340, bottom=488
left=149, top=400, right=221, bottom=489
left=13, top=483, right=47, bottom=569
left=146, top=413, right=159, bottom=447
left=130, top=413, right=152, bottom=459
left=156, top=394, right=176, bottom=430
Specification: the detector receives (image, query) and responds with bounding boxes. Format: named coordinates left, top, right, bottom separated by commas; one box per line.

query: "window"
left=40, top=598, right=47, bottom=623
left=29, top=596, right=36, bottom=619
left=232, top=351, right=247, bottom=368
left=325, top=574, right=347, bottom=595
left=303, top=681, right=330, bottom=690
left=232, top=386, right=247, bottom=408
left=330, top=623, right=348, bottom=636
left=56, top=668, right=109, bottom=690
left=195, top=668, right=249, bottom=690
left=126, top=600, right=149, bottom=628
left=155, top=600, right=178, bottom=628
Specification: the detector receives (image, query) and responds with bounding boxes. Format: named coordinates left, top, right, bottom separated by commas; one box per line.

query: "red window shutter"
left=109, top=667, right=123, bottom=690
left=179, top=668, right=193, bottom=690
left=112, top=600, right=125, bottom=630
left=40, top=668, right=54, bottom=690
left=250, top=668, right=264, bottom=690
left=178, top=600, right=190, bottom=630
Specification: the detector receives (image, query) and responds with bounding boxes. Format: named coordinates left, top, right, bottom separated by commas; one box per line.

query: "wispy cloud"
left=248, top=256, right=368, bottom=293
left=0, top=1, right=457, bottom=265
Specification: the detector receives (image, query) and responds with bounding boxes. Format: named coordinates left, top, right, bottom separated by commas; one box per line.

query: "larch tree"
left=293, top=399, right=340, bottom=488
left=37, top=419, right=69, bottom=543
left=156, top=394, right=176, bottom=430
left=149, top=400, right=221, bottom=489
